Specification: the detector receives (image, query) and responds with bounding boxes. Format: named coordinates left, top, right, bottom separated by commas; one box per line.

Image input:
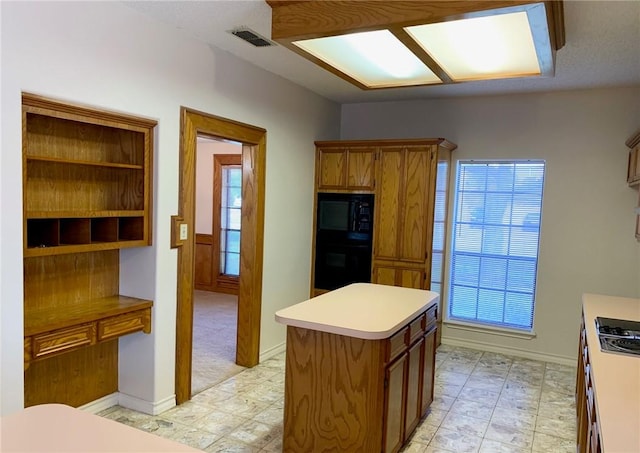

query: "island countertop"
left=275, top=283, right=439, bottom=340
left=582, top=293, right=640, bottom=452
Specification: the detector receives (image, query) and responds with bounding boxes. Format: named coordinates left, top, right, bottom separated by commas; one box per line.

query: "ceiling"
left=123, top=1, right=640, bottom=104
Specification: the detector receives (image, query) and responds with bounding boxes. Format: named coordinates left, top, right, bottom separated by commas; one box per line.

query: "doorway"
left=175, top=108, right=266, bottom=404
left=192, top=138, right=243, bottom=394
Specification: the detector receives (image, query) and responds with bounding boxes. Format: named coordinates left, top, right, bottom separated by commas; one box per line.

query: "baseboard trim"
left=260, top=342, right=286, bottom=363
left=441, top=336, right=577, bottom=368
left=118, top=393, right=176, bottom=416
left=79, top=393, right=119, bottom=414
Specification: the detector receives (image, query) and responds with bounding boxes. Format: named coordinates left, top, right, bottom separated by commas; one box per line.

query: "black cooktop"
left=595, top=317, right=640, bottom=357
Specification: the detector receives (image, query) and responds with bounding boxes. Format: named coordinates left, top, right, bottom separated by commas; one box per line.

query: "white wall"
left=195, top=140, right=242, bottom=235
left=0, top=1, right=340, bottom=415
left=341, top=87, right=640, bottom=362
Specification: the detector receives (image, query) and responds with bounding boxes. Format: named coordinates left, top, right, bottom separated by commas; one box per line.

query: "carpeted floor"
left=191, top=290, right=246, bottom=396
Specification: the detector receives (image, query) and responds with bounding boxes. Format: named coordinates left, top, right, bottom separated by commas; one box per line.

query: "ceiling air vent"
left=229, top=27, right=276, bottom=47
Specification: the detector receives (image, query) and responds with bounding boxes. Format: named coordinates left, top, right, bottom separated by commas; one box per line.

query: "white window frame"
left=444, top=159, right=545, bottom=335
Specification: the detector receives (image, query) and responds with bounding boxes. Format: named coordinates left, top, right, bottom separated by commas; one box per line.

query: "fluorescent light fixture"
left=406, top=12, right=542, bottom=81
left=293, top=30, right=441, bottom=88
left=269, top=1, right=563, bottom=90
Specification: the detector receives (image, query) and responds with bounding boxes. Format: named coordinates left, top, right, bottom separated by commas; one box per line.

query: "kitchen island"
left=577, top=293, right=640, bottom=453
left=275, top=283, right=439, bottom=453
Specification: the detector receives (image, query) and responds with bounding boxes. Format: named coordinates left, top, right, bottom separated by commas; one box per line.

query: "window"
left=220, top=166, right=242, bottom=276
left=448, top=161, right=545, bottom=331
left=430, top=160, right=449, bottom=295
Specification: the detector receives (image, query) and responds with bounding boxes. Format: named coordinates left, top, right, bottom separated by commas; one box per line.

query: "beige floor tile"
left=204, top=436, right=260, bottom=452
left=484, top=421, right=534, bottom=449
left=449, top=398, right=496, bottom=420
left=479, top=438, right=531, bottom=453
left=534, top=414, right=577, bottom=440
left=440, top=411, right=489, bottom=438
left=490, top=406, right=537, bottom=432
left=429, top=426, right=483, bottom=453
left=227, top=420, right=282, bottom=450
left=531, top=432, right=576, bottom=453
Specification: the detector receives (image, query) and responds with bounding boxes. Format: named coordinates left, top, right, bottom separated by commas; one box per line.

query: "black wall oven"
left=314, top=193, right=374, bottom=291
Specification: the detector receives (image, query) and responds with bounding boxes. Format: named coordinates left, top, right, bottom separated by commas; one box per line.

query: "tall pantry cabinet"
left=313, top=139, right=455, bottom=344
left=21, top=94, right=156, bottom=407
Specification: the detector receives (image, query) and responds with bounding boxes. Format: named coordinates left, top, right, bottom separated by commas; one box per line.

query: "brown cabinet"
left=283, top=303, right=438, bottom=453
left=576, top=313, right=602, bottom=453
left=312, top=139, right=455, bottom=317
left=22, top=93, right=155, bottom=407
left=382, top=304, right=437, bottom=453
left=316, top=145, right=376, bottom=191
left=371, top=141, right=454, bottom=349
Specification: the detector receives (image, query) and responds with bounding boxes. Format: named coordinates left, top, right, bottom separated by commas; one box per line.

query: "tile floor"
left=98, top=345, right=577, bottom=452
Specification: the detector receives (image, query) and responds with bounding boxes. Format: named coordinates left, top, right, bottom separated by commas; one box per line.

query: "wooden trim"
left=212, top=154, right=242, bottom=294
left=316, top=138, right=457, bottom=151
left=269, top=1, right=546, bottom=40
left=626, top=128, right=640, bottom=149
left=22, top=92, right=157, bottom=130
left=176, top=109, right=266, bottom=404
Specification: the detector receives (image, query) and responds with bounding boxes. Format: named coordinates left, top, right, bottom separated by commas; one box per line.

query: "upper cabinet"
left=371, top=140, right=455, bottom=290
left=316, top=144, right=376, bottom=192
left=23, top=94, right=155, bottom=257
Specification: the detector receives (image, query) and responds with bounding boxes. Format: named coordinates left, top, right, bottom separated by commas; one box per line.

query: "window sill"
left=443, top=319, right=537, bottom=340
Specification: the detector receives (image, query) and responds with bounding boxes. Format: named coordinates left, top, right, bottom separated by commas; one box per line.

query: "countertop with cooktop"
left=581, top=293, right=640, bottom=452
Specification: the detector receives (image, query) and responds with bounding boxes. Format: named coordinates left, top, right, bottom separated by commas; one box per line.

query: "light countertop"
left=0, top=403, right=200, bottom=452
left=582, top=293, right=640, bottom=453
left=275, top=283, right=439, bottom=340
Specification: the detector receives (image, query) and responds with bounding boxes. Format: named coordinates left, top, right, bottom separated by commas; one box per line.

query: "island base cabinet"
left=282, top=311, right=437, bottom=452
left=283, top=327, right=386, bottom=452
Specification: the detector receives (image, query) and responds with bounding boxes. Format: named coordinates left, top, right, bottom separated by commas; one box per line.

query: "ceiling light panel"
left=293, top=30, right=441, bottom=88
left=406, top=11, right=541, bottom=81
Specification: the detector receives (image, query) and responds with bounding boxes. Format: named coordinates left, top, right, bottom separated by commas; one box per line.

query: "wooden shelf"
left=24, top=239, right=147, bottom=257
left=24, top=295, right=152, bottom=337
left=26, top=156, right=144, bottom=170
left=26, top=210, right=145, bottom=219
left=21, top=92, right=156, bottom=407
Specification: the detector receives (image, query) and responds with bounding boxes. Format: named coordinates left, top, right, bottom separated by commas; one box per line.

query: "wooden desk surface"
left=0, top=404, right=200, bottom=452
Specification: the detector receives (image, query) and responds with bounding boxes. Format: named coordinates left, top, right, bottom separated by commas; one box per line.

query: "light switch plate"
left=170, top=215, right=186, bottom=248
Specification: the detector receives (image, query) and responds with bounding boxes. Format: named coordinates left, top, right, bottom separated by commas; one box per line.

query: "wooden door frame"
left=176, top=107, right=266, bottom=404
left=211, top=154, right=242, bottom=294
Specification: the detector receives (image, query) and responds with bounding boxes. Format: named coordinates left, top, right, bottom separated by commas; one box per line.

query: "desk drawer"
left=98, top=309, right=151, bottom=341
left=32, top=323, right=96, bottom=359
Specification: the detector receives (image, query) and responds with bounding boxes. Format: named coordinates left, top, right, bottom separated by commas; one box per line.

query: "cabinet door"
left=374, top=146, right=435, bottom=263
left=420, top=327, right=437, bottom=417
left=374, top=147, right=403, bottom=259
left=347, top=148, right=376, bottom=190
left=372, top=264, right=424, bottom=289
left=317, top=148, right=346, bottom=189
left=383, top=353, right=407, bottom=453
left=400, top=148, right=434, bottom=262
left=405, top=337, right=424, bottom=439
